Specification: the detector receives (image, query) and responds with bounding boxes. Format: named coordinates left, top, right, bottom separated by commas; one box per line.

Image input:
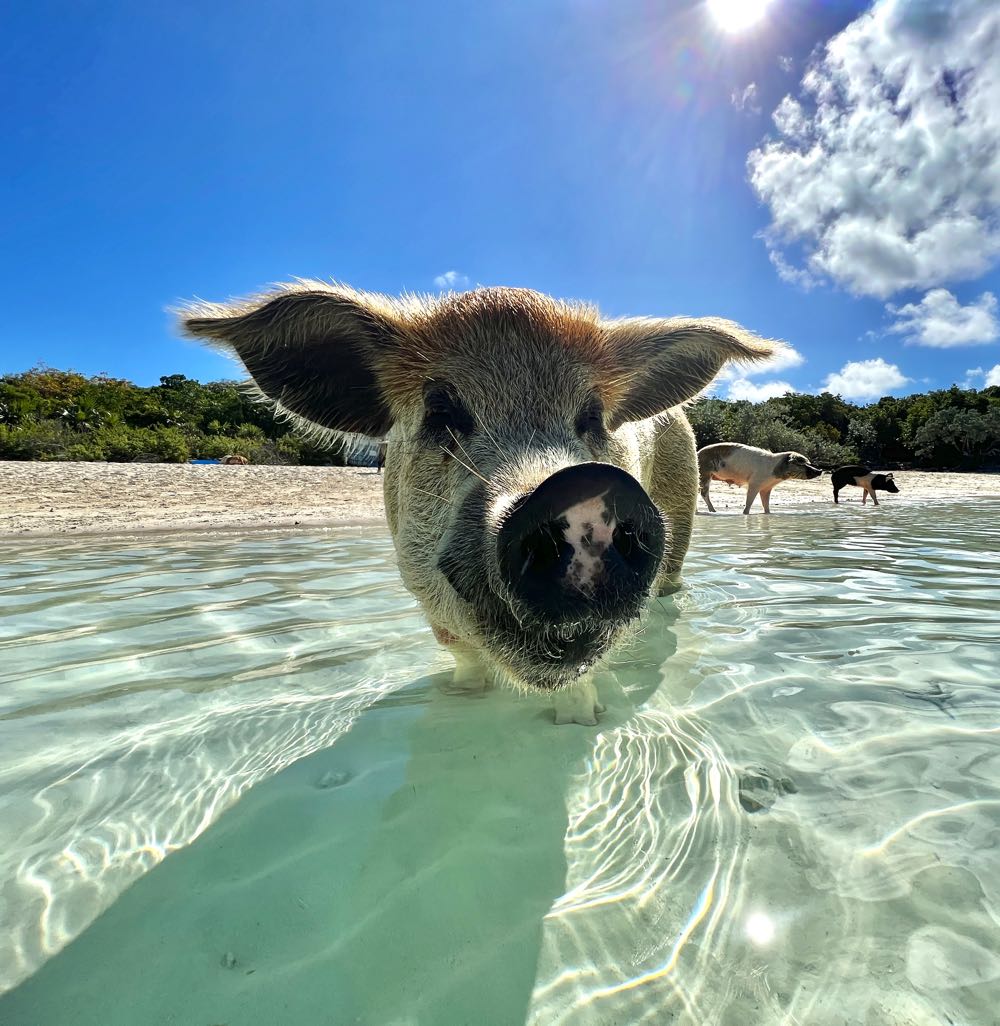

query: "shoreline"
left=2, top=516, right=389, bottom=545
left=2, top=461, right=999, bottom=540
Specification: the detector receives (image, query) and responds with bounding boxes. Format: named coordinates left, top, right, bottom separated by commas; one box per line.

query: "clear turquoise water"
left=1, top=500, right=999, bottom=1025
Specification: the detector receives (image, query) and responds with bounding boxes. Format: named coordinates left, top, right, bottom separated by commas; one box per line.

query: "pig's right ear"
left=179, top=286, right=399, bottom=438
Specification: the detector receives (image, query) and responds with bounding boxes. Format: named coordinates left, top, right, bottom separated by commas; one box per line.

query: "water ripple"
left=1, top=500, right=999, bottom=1026
left=527, top=499, right=1000, bottom=1025
left=0, top=529, right=438, bottom=992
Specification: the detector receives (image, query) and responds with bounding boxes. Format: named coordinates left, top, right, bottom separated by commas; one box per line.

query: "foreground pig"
left=182, top=283, right=778, bottom=723
left=831, top=465, right=899, bottom=505
left=698, top=443, right=823, bottom=514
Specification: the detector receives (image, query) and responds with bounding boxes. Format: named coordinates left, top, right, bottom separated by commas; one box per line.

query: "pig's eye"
left=422, top=385, right=474, bottom=441
left=575, top=401, right=605, bottom=437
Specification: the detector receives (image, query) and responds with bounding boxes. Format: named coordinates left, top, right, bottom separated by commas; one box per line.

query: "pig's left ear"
left=179, top=284, right=402, bottom=438
left=604, top=317, right=782, bottom=429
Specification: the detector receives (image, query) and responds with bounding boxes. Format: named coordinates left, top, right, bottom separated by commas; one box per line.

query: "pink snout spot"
left=560, top=494, right=615, bottom=594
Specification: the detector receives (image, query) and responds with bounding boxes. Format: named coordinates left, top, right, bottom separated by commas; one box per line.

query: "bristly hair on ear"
left=602, top=316, right=784, bottom=428
left=176, top=281, right=420, bottom=441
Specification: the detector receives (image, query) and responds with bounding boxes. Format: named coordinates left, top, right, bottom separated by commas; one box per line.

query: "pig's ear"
left=179, top=285, right=400, bottom=438
left=604, top=317, right=782, bottom=429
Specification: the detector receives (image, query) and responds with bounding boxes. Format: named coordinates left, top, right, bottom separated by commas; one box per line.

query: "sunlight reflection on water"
left=0, top=528, right=433, bottom=987
left=1, top=500, right=1000, bottom=1026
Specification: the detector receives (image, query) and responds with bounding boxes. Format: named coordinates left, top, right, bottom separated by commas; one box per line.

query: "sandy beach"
left=1, top=461, right=998, bottom=537
left=0, top=462, right=386, bottom=537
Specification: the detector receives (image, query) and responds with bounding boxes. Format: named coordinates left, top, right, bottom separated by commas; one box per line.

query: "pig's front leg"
left=552, top=675, right=606, bottom=726
left=656, top=569, right=683, bottom=596
left=450, top=646, right=492, bottom=693
left=432, top=625, right=492, bottom=693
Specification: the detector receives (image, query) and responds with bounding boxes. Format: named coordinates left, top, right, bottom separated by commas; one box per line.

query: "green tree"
left=913, top=408, right=1000, bottom=468
left=1, top=366, right=996, bottom=470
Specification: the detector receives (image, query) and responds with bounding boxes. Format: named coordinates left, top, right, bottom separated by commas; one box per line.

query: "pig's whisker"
left=446, top=426, right=480, bottom=467
left=633, top=531, right=656, bottom=556
left=445, top=429, right=490, bottom=483
left=441, top=445, right=489, bottom=485
left=611, top=496, right=658, bottom=557
left=480, top=422, right=512, bottom=471
left=411, top=485, right=456, bottom=508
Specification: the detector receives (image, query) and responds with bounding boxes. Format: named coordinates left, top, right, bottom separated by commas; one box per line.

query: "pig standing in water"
left=182, top=283, right=778, bottom=723
left=697, top=443, right=823, bottom=514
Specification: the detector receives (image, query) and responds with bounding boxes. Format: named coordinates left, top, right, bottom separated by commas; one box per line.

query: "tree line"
left=0, top=368, right=348, bottom=465
left=2, top=367, right=999, bottom=470
left=687, top=387, right=1000, bottom=471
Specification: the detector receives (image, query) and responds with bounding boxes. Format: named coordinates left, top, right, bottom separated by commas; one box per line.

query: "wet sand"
left=1, top=461, right=998, bottom=537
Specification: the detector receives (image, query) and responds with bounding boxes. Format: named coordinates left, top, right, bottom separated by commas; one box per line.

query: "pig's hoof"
left=553, top=679, right=605, bottom=726
left=444, top=671, right=491, bottom=695
left=444, top=650, right=493, bottom=695
left=657, top=573, right=683, bottom=597
left=316, top=769, right=351, bottom=790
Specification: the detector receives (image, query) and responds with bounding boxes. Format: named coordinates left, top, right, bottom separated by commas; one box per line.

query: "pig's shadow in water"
left=0, top=681, right=578, bottom=1026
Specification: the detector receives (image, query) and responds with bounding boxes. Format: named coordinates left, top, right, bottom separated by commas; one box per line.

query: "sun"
left=707, top=0, right=773, bottom=33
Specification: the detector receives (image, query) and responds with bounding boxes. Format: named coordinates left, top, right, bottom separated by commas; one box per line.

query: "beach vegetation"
left=1, top=366, right=998, bottom=469
left=0, top=368, right=348, bottom=465
left=685, top=386, right=1000, bottom=470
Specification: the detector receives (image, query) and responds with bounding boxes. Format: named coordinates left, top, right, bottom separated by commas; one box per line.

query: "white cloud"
left=886, top=288, right=999, bottom=347
left=731, top=82, right=761, bottom=114
left=766, top=243, right=817, bottom=288
left=778, top=55, right=794, bottom=73
left=964, top=364, right=1000, bottom=387
left=433, top=270, right=469, bottom=290
left=716, top=342, right=805, bottom=382
left=748, top=0, right=1000, bottom=299
left=770, top=95, right=809, bottom=142
left=822, top=357, right=911, bottom=399
left=726, top=378, right=796, bottom=402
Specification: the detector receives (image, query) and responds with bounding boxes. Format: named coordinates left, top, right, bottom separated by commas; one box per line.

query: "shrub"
left=189, top=434, right=238, bottom=460
left=0, top=421, right=69, bottom=460
left=144, top=427, right=191, bottom=463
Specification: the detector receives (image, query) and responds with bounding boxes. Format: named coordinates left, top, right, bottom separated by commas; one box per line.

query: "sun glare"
left=707, top=0, right=773, bottom=33
left=745, top=912, right=776, bottom=946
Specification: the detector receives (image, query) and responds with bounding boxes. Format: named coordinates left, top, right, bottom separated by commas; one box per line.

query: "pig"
left=698, top=443, right=822, bottom=514
left=181, top=282, right=779, bottom=723
left=831, top=465, right=899, bottom=505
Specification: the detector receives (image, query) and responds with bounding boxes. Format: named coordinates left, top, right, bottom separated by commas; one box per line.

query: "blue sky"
left=3, top=0, right=999, bottom=400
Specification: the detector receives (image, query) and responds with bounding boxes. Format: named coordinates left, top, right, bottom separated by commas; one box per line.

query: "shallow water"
left=1, top=500, right=999, bottom=1026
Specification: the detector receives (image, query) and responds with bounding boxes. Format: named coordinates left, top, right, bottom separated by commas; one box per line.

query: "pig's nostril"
left=519, top=521, right=571, bottom=579
left=611, top=519, right=648, bottom=566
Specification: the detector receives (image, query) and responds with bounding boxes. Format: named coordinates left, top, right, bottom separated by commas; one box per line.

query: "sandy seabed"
left=1, top=461, right=998, bottom=538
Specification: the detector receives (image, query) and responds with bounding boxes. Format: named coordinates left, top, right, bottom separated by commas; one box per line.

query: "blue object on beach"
left=188, top=459, right=221, bottom=465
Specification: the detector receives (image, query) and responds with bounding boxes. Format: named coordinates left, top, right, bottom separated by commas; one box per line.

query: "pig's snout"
left=497, top=463, right=665, bottom=621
